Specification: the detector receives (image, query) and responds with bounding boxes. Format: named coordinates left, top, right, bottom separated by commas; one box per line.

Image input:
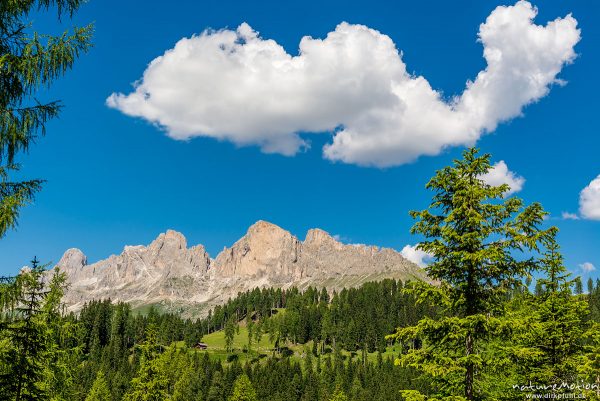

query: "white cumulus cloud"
left=107, top=1, right=580, bottom=167
left=480, top=160, right=525, bottom=195
left=401, top=244, right=433, bottom=268
left=579, top=175, right=600, bottom=220
left=579, top=262, right=596, bottom=272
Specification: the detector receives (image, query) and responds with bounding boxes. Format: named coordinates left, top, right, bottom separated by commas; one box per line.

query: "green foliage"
left=389, top=148, right=555, bottom=400
left=528, top=239, right=588, bottom=380
left=0, top=260, right=75, bottom=401
left=0, top=261, right=50, bottom=400
left=225, top=316, right=236, bottom=352
left=207, top=371, right=226, bottom=401
left=328, top=388, right=348, bottom=401
left=409, top=148, right=552, bottom=315
left=579, top=322, right=600, bottom=398
left=329, top=389, right=348, bottom=401
left=0, top=0, right=92, bottom=238
left=122, top=326, right=169, bottom=401
left=172, top=364, right=202, bottom=401
left=228, top=374, right=258, bottom=401
left=84, top=371, right=111, bottom=401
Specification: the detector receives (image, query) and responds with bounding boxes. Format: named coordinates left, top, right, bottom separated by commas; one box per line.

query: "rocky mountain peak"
left=213, top=220, right=301, bottom=278
left=304, top=228, right=337, bottom=247
left=149, top=229, right=187, bottom=252
left=58, top=248, right=87, bottom=272
left=245, top=220, right=290, bottom=239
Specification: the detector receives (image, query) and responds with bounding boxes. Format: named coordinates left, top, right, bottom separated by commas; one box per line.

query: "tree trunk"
left=465, top=332, right=474, bottom=400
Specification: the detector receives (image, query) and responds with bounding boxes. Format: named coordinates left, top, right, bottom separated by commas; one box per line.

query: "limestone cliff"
left=55, top=221, right=426, bottom=316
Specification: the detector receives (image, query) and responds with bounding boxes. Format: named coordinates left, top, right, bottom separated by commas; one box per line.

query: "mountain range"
left=55, top=220, right=426, bottom=317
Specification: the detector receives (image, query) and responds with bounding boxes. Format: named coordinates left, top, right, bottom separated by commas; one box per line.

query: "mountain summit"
left=56, top=221, right=426, bottom=316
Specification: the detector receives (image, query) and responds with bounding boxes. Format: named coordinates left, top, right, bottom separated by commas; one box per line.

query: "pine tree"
left=207, top=371, right=226, bottom=401
left=122, top=325, right=169, bottom=401
left=0, top=0, right=92, bottom=238
left=247, top=320, right=254, bottom=351
left=39, top=267, right=83, bottom=400
left=228, top=374, right=258, bottom=401
left=173, top=365, right=201, bottom=401
left=0, top=259, right=48, bottom=400
left=388, top=148, right=554, bottom=400
left=573, top=277, right=583, bottom=296
left=579, top=322, right=600, bottom=398
left=329, top=388, right=348, bottom=401
left=84, top=371, right=111, bottom=401
left=512, top=238, right=589, bottom=387
left=225, top=317, right=236, bottom=353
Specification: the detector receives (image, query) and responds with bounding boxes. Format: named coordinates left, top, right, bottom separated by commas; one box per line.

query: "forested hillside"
left=2, top=267, right=600, bottom=400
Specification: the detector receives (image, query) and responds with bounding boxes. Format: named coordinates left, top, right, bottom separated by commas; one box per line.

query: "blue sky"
left=1, top=0, right=598, bottom=281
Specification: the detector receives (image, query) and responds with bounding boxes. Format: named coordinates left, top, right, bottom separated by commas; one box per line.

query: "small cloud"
left=561, top=212, right=580, bottom=220
left=480, top=161, right=525, bottom=195
left=332, top=234, right=350, bottom=243
left=579, top=262, right=596, bottom=272
left=579, top=175, right=600, bottom=220
left=401, top=244, right=434, bottom=268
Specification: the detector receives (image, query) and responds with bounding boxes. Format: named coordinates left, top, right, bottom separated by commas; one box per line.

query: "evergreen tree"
left=84, top=371, right=111, bottom=401
left=0, top=0, right=92, bottom=238
left=573, top=277, right=583, bottom=296
left=579, top=322, right=600, bottom=398
left=247, top=320, right=254, bottom=351
left=122, top=325, right=169, bottom=401
left=0, top=259, right=68, bottom=401
left=329, top=388, right=348, bottom=401
left=172, top=365, right=202, bottom=401
left=492, top=237, right=590, bottom=398
left=39, top=267, right=83, bottom=400
left=389, top=148, right=554, bottom=400
left=228, top=374, right=258, bottom=401
left=207, top=371, right=226, bottom=401
left=530, top=238, right=588, bottom=382
left=225, top=317, right=236, bottom=353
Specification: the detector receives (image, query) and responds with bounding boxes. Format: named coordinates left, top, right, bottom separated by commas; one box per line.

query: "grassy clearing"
left=194, top=323, right=403, bottom=365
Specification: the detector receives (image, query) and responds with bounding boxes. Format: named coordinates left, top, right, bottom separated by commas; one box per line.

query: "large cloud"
left=580, top=175, right=600, bottom=220
left=480, top=161, right=525, bottom=195
left=107, top=1, right=580, bottom=167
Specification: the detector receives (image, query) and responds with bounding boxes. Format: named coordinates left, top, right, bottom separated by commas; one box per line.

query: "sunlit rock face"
left=55, top=221, right=426, bottom=317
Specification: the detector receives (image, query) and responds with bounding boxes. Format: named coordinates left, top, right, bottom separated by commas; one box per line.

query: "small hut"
left=194, top=342, right=208, bottom=350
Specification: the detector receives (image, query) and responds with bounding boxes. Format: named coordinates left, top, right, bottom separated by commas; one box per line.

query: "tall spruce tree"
left=579, top=322, right=600, bottom=398
left=225, top=316, right=236, bottom=353
left=0, top=259, right=70, bottom=401
left=528, top=238, right=588, bottom=382
left=388, top=148, right=554, bottom=400
left=84, top=371, right=111, bottom=401
left=492, top=236, right=590, bottom=399
left=0, top=0, right=92, bottom=238
left=122, top=325, right=169, bottom=401
left=228, top=374, right=258, bottom=401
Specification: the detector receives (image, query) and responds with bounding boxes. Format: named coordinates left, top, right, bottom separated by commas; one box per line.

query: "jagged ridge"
left=56, top=221, right=426, bottom=316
